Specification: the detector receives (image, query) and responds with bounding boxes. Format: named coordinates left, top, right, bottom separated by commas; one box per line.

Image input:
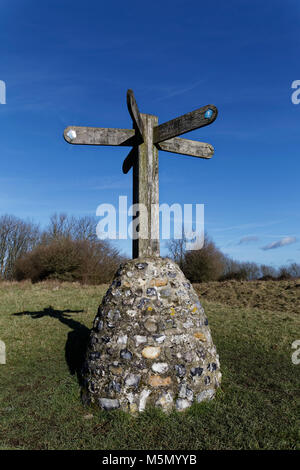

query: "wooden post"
left=132, top=113, right=159, bottom=258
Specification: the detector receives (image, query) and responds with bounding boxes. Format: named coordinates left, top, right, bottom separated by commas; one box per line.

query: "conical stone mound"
left=81, top=257, right=221, bottom=412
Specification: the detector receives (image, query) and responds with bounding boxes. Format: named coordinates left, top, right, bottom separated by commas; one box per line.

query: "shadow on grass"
left=13, top=307, right=90, bottom=385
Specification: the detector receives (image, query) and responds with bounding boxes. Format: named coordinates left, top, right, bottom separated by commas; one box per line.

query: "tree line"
left=0, top=213, right=299, bottom=284
left=167, top=235, right=300, bottom=282
left=0, top=213, right=123, bottom=283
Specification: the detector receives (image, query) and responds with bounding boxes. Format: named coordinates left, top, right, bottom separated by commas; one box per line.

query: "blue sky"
left=0, top=0, right=299, bottom=265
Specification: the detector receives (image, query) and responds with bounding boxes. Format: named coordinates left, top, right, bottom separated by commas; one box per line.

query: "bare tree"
left=287, top=263, right=300, bottom=278
left=42, top=213, right=98, bottom=243
left=260, top=264, right=278, bottom=279
left=166, top=234, right=187, bottom=269
left=71, top=215, right=98, bottom=241
left=0, top=215, right=40, bottom=279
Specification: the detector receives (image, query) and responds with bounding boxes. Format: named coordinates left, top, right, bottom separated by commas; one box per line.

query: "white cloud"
left=262, top=236, right=297, bottom=251
left=238, top=236, right=259, bottom=244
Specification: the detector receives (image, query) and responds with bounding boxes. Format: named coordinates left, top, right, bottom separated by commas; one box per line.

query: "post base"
left=81, top=257, right=221, bottom=413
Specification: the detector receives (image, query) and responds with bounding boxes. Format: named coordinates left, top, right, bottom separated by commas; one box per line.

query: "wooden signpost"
left=64, top=90, right=218, bottom=259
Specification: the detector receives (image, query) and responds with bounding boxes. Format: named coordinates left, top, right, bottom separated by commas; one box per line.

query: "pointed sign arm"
left=123, top=137, right=214, bottom=174
left=122, top=147, right=137, bottom=174
left=156, top=137, right=214, bottom=159
left=64, top=126, right=136, bottom=146
left=127, top=89, right=144, bottom=140
left=153, top=104, right=218, bottom=144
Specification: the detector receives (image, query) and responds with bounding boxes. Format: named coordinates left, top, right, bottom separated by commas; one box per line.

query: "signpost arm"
left=153, top=104, right=218, bottom=143
left=127, top=89, right=144, bottom=141
left=156, top=137, right=214, bottom=159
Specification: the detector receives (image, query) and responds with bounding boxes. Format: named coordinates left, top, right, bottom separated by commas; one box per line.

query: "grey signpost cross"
left=64, top=90, right=218, bottom=259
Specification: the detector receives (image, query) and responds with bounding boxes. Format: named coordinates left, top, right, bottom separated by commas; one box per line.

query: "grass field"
left=0, top=280, right=299, bottom=450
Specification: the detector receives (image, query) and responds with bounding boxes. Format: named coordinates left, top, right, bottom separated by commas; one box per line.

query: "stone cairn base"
left=81, top=257, right=221, bottom=413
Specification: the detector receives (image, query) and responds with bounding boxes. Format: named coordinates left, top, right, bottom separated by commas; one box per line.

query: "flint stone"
left=196, top=389, right=215, bottom=402
left=175, top=364, right=186, bottom=377
left=204, top=376, right=211, bottom=385
left=142, top=346, right=161, bottom=359
left=178, top=383, right=194, bottom=401
left=154, top=334, right=166, bottom=343
left=144, top=319, right=158, bottom=333
left=125, top=374, right=141, bottom=388
left=134, top=335, right=147, bottom=346
left=160, top=288, right=172, bottom=298
left=175, top=398, right=191, bottom=411
left=120, top=349, right=133, bottom=360
left=135, top=263, right=148, bottom=270
left=150, top=279, right=168, bottom=287
left=146, top=288, right=157, bottom=296
left=152, top=362, right=169, bottom=374
left=117, top=335, right=128, bottom=345
left=137, top=298, right=150, bottom=309
left=139, top=389, right=151, bottom=412
left=168, top=272, right=177, bottom=278
left=148, top=375, right=172, bottom=387
left=108, top=380, right=121, bottom=393
left=89, top=352, right=100, bottom=361
left=98, top=398, right=120, bottom=410
left=190, top=367, right=203, bottom=377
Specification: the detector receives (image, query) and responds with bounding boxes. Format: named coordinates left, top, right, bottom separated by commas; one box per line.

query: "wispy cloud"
left=262, top=236, right=297, bottom=251
left=91, top=177, right=130, bottom=191
left=156, top=80, right=205, bottom=101
left=238, top=235, right=259, bottom=244
left=140, top=80, right=205, bottom=102
left=213, top=219, right=283, bottom=232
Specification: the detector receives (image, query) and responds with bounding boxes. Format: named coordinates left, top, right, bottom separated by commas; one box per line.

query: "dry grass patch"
left=195, top=279, right=300, bottom=314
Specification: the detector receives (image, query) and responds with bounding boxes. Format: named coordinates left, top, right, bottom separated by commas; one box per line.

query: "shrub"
left=14, top=238, right=124, bottom=284
left=182, top=236, right=225, bottom=282
left=220, top=260, right=261, bottom=281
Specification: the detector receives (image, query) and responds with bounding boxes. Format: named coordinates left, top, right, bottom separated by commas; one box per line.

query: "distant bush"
left=259, top=274, right=277, bottom=281
left=182, top=236, right=225, bottom=282
left=220, top=260, right=261, bottom=281
left=283, top=263, right=300, bottom=279
left=14, top=238, right=124, bottom=284
left=277, top=266, right=293, bottom=281
left=260, top=264, right=278, bottom=280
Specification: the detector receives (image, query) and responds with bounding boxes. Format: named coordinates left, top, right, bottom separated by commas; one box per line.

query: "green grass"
left=0, top=280, right=299, bottom=450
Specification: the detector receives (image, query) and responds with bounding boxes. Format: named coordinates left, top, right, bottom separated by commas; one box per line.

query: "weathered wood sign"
left=64, top=90, right=218, bottom=258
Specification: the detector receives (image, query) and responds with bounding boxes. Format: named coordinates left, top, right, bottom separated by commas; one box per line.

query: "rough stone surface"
left=81, top=257, right=221, bottom=413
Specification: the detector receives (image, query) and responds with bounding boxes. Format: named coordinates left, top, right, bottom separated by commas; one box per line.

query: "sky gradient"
left=0, top=0, right=299, bottom=265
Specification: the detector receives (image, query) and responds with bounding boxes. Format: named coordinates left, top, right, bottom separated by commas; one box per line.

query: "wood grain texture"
left=127, top=89, right=144, bottom=139
left=64, top=126, right=136, bottom=146
left=156, top=137, right=214, bottom=159
left=132, top=113, right=159, bottom=259
left=153, top=104, right=218, bottom=143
